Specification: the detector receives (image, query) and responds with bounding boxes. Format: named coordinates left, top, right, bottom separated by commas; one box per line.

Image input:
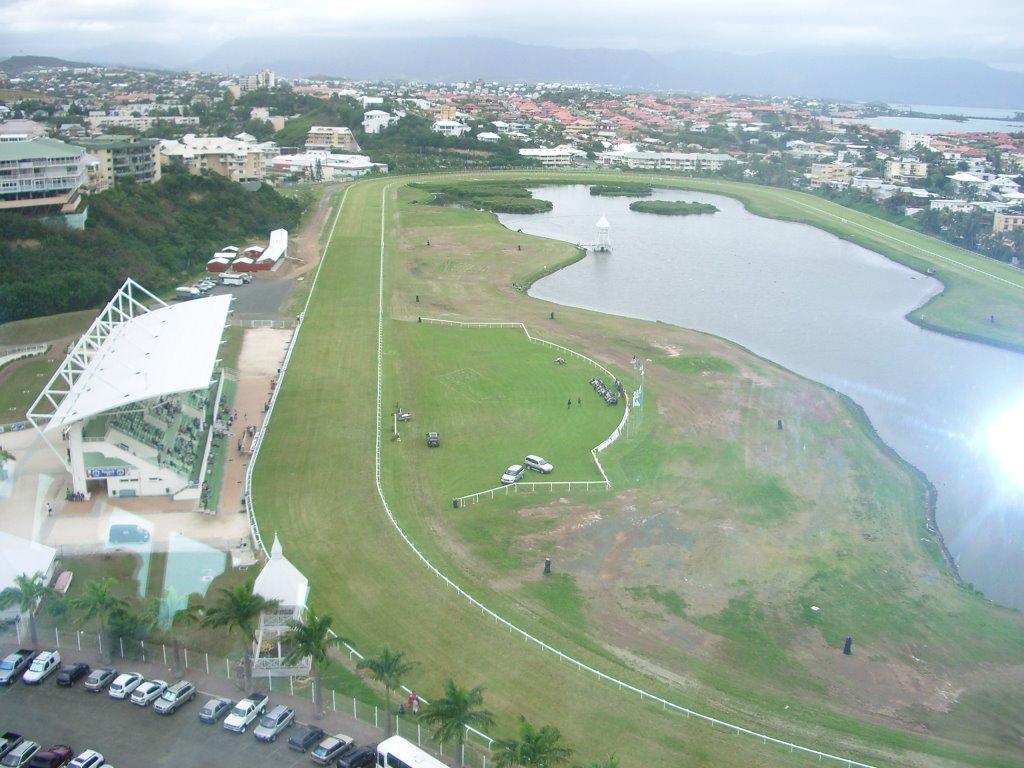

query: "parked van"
left=219, top=273, right=246, bottom=286
left=22, top=651, right=60, bottom=684
left=175, top=286, right=200, bottom=301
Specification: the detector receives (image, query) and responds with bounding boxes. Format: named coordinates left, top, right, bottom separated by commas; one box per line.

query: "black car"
left=426, top=431, right=440, bottom=447
left=338, top=744, right=377, bottom=768
left=286, top=724, right=325, bottom=753
left=55, top=663, right=91, bottom=687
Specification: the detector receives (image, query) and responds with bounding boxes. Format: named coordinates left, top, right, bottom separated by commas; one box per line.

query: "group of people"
left=398, top=690, right=419, bottom=715
left=589, top=377, right=620, bottom=406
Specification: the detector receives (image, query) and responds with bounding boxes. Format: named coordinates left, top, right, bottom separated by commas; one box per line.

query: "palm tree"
left=141, top=588, right=199, bottom=678
left=575, top=755, right=619, bottom=768
left=494, top=716, right=573, bottom=768
left=201, top=580, right=279, bottom=694
left=418, top=679, right=494, bottom=768
left=0, top=571, right=55, bottom=647
left=281, top=610, right=347, bottom=720
left=356, top=645, right=417, bottom=738
left=69, top=577, right=130, bottom=663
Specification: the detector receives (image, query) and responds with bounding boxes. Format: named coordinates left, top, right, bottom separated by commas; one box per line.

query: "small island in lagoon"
left=630, top=200, right=720, bottom=215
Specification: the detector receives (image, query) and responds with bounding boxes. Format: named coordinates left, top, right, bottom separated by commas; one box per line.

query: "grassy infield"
left=6, top=174, right=1022, bottom=766
left=245, top=173, right=1024, bottom=768
left=247, top=176, right=1024, bottom=768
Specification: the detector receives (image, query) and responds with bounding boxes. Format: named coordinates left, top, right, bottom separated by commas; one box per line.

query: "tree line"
left=0, top=166, right=303, bottom=324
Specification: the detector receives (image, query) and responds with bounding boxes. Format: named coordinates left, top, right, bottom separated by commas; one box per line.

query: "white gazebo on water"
left=252, top=535, right=311, bottom=677
left=594, top=215, right=611, bottom=252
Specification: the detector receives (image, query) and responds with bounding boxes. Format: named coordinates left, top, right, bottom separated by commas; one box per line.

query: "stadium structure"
left=28, top=279, right=234, bottom=505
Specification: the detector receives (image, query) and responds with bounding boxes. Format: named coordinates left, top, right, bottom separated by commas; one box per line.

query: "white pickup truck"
left=222, top=692, right=269, bottom=733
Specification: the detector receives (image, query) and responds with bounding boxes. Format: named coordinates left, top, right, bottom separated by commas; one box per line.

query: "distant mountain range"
left=5, top=37, right=1024, bottom=109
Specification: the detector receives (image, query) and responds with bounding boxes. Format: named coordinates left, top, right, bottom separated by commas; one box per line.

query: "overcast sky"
left=3, top=0, right=1024, bottom=72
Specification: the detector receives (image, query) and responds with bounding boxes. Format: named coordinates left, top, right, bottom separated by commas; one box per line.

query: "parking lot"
left=0, top=668, right=380, bottom=767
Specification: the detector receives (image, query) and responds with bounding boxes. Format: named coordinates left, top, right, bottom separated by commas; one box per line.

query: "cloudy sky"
left=3, top=0, right=1024, bottom=71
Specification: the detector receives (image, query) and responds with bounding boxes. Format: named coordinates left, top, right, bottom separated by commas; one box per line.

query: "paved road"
left=0, top=648, right=384, bottom=767
left=208, top=278, right=296, bottom=324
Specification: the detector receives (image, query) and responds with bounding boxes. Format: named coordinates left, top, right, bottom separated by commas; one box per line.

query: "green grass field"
left=6, top=172, right=1024, bottom=767
left=249, top=174, right=1024, bottom=768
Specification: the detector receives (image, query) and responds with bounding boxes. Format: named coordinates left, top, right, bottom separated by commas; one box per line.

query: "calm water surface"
left=500, top=187, right=1024, bottom=609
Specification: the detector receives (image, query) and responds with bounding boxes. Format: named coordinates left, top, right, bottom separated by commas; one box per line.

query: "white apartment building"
left=607, top=150, right=733, bottom=173
left=432, top=120, right=470, bottom=137
left=88, top=114, right=200, bottom=131
left=899, top=132, right=931, bottom=151
left=362, top=110, right=393, bottom=135
left=518, top=147, right=574, bottom=167
left=238, top=70, right=276, bottom=93
left=0, top=136, right=92, bottom=213
left=160, top=134, right=266, bottom=183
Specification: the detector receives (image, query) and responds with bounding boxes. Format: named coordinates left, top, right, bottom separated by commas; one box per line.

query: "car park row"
left=2, top=649, right=376, bottom=767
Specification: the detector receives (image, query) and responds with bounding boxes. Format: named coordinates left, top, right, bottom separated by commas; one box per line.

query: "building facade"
left=0, top=136, right=92, bottom=214
left=238, top=70, right=276, bottom=93
left=160, top=135, right=266, bottom=183
left=884, top=158, right=928, bottom=182
left=305, top=126, right=359, bottom=151
left=993, top=212, right=1024, bottom=233
left=810, top=161, right=856, bottom=188
left=76, top=135, right=162, bottom=191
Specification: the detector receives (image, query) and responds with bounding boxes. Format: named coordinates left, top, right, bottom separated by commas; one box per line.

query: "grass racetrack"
left=251, top=173, right=1024, bottom=768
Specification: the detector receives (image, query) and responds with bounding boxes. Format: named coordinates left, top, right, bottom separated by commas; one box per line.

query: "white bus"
left=376, top=736, right=449, bottom=768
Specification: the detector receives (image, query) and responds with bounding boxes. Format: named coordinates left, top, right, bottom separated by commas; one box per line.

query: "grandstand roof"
left=32, top=280, right=232, bottom=434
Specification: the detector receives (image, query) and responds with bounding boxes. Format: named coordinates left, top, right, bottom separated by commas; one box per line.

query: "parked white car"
left=68, top=750, right=104, bottom=768
left=524, top=454, right=554, bottom=473
left=107, top=671, right=143, bottom=700
left=501, top=464, right=525, bottom=484
left=130, top=679, right=168, bottom=706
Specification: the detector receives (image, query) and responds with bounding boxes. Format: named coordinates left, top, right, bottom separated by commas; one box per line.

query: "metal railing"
left=0, top=629, right=492, bottom=767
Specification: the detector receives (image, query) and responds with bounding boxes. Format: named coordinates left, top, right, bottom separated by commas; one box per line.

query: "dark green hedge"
left=628, top=200, right=719, bottom=216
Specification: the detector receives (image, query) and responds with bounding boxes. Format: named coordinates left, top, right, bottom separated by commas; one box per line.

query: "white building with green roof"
left=0, top=136, right=92, bottom=214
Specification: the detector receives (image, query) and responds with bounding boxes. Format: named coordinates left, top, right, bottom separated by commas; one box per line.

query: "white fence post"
left=54, top=627, right=60, bottom=648
left=162, top=644, right=167, bottom=666
left=184, top=647, right=189, bottom=669
left=76, top=630, right=81, bottom=651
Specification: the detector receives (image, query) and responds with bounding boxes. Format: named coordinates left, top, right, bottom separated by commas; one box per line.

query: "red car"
left=28, top=744, right=73, bottom=768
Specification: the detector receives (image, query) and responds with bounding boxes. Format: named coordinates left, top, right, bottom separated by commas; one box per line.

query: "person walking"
left=567, top=398, right=572, bottom=409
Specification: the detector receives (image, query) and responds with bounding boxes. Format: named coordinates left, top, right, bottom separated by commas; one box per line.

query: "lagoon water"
left=500, top=186, right=1024, bottom=609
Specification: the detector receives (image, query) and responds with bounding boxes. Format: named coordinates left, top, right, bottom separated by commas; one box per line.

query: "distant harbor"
left=841, top=103, right=1024, bottom=134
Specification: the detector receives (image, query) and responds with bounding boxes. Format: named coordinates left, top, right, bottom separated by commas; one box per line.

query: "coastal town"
left=2, top=59, right=1023, bottom=262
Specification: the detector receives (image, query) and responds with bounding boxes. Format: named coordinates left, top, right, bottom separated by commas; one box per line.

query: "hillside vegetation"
left=0, top=167, right=302, bottom=323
